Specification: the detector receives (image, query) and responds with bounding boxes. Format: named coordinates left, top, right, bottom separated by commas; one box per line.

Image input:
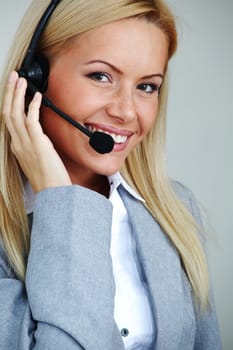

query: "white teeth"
left=113, top=134, right=127, bottom=143
left=87, top=125, right=128, bottom=144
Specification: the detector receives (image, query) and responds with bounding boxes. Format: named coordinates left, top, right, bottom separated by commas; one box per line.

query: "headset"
left=18, top=0, right=114, bottom=154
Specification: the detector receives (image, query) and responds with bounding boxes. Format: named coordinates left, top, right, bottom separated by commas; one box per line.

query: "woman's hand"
left=2, top=71, right=72, bottom=193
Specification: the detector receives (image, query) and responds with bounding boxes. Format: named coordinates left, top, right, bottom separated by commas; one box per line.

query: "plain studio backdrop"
left=0, top=1, right=232, bottom=349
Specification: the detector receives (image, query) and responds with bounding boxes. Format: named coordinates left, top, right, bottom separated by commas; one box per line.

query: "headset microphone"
left=18, top=0, right=114, bottom=154
left=22, top=79, right=114, bottom=154
left=42, top=94, right=114, bottom=154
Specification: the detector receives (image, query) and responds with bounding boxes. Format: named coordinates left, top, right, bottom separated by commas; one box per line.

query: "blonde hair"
left=0, top=0, right=209, bottom=310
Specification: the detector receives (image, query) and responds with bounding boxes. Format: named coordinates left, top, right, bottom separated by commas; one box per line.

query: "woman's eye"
left=137, top=83, right=159, bottom=94
left=87, top=72, right=110, bottom=82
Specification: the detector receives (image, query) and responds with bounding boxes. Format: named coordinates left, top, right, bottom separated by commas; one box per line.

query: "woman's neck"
left=70, top=170, right=110, bottom=197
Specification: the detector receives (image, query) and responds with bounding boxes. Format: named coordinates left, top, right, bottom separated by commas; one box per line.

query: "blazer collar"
left=118, top=185, right=195, bottom=349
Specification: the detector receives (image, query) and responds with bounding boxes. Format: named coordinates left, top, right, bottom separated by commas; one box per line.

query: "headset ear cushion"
left=27, top=54, right=50, bottom=92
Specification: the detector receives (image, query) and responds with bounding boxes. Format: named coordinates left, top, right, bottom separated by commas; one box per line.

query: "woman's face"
left=40, top=17, right=168, bottom=186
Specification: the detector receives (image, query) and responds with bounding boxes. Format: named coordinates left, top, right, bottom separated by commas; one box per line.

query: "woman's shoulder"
left=171, top=180, right=203, bottom=225
left=0, top=239, right=14, bottom=277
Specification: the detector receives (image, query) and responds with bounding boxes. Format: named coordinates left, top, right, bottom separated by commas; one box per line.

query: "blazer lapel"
left=119, top=186, right=195, bottom=349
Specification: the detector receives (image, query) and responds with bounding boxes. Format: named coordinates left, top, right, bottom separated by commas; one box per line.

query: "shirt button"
left=121, top=328, right=129, bottom=337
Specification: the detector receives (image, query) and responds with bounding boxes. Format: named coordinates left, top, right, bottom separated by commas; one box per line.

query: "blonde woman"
left=0, top=0, right=221, bottom=349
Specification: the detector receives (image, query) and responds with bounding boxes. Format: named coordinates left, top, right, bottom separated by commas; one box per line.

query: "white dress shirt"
left=24, top=173, right=155, bottom=350
left=108, top=173, right=155, bottom=350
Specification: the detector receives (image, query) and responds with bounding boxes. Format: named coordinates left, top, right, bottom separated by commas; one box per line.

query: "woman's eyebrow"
left=86, top=59, right=122, bottom=74
left=142, top=73, right=164, bottom=80
left=85, top=59, right=164, bottom=80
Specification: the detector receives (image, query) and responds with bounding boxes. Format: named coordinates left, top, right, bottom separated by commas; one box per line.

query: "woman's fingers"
left=2, top=71, right=20, bottom=142
left=2, top=71, right=72, bottom=192
left=11, top=76, right=31, bottom=145
left=25, top=91, right=44, bottom=142
left=2, top=71, right=31, bottom=149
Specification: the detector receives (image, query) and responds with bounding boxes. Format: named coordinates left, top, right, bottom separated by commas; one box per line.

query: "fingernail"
left=33, top=92, right=41, bottom=101
left=17, top=78, right=24, bottom=88
left=8, top=71, right=17, bottom=83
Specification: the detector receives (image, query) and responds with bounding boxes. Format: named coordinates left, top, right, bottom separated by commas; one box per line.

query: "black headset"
left=18, top=0, right=114, bottom=154
left=18, top=0, right=61, bottom=94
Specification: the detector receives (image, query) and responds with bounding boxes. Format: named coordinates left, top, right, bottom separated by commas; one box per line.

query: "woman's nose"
left=106, top=86, right=137, bottom=123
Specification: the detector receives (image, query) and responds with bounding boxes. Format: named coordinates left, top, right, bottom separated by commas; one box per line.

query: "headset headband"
left=19, top=0, right=62, bottom=91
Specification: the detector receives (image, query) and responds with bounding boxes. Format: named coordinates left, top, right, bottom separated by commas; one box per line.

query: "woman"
left=0, top=0, right=221, bottom=349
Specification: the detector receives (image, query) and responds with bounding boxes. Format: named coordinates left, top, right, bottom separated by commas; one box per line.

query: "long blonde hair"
left=0, top=0, right=209, bottom=310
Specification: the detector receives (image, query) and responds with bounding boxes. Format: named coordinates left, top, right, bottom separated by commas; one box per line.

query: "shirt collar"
left=24, top=172, right=145, bottom=214
left=108, top=172, right=145, bottom=203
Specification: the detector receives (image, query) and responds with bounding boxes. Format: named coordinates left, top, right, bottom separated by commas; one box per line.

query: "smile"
left=86, top=124, right=130, bottom=144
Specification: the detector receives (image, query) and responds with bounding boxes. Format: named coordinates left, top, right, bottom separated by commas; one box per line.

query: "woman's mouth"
left=85, top=124, right=132, bottom=144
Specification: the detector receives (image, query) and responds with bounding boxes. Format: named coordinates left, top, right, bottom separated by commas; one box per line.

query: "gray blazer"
left=0, top=182, right=221, bottom=349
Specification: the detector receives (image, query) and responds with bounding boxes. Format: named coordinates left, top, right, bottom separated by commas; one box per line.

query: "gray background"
left=0, top=1, right=232, bottom=349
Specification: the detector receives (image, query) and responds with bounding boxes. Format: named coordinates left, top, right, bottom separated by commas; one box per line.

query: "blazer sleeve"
left=0, top=185, right=124, bottom=350
left=173, top=181, right=222, bottom=350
